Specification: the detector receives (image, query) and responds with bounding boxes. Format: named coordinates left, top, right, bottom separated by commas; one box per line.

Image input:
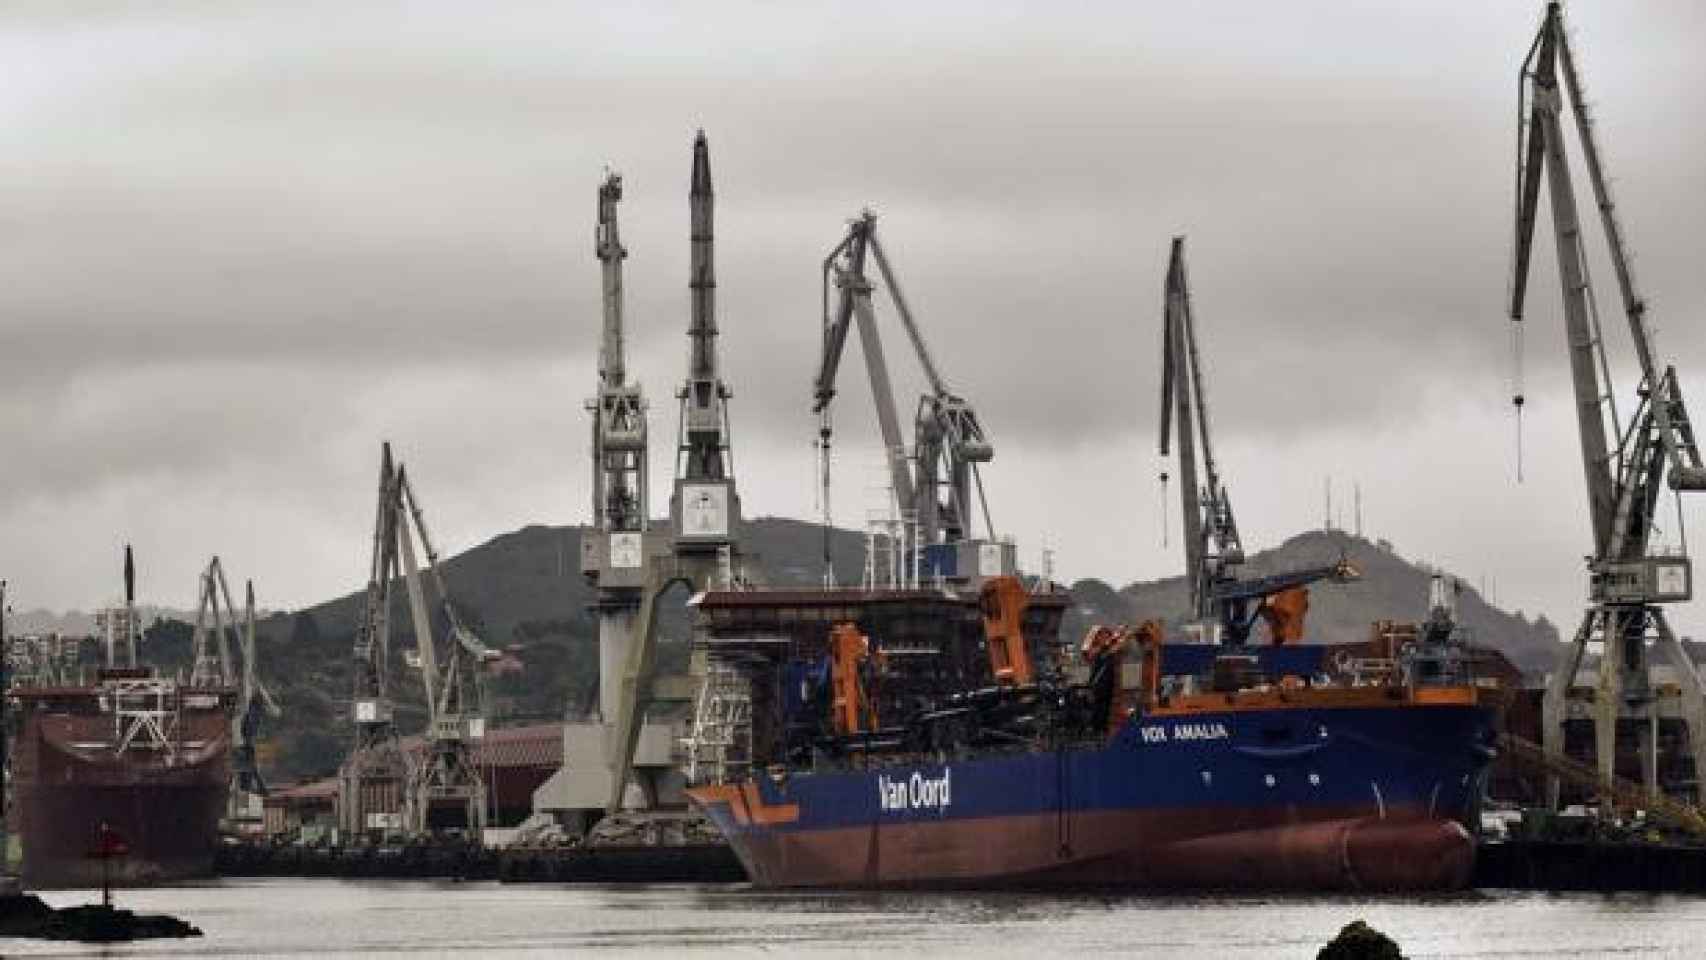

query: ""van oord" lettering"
left=878, top=769, right=952, bottom=812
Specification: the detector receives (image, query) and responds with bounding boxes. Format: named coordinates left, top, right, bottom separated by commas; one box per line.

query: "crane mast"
left=339, top=443, right=406, bottom=836
left=1160, top=236, right=1242, bottom=625
left=1509, top=2, right=1706, bottom=800
left=231, top=578, right=280, bottom=807
left=814, top=210, right=1003, bottom=586
left=669, top=131, right=743, bottom=551
left=677, top=130, right=735, bottom=487
left=1159, top=236, right=1353, bottom=644
left=590, top=171, right=648, bottom=535
left=338, top=443, right=491, bottom=837
left=605, top=131, right=749, bottom=813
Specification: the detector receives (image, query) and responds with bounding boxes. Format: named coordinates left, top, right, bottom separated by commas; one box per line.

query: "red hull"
left=723, top=806, right=1472, bottom=891
left=11, top=686, right=232, bottom=888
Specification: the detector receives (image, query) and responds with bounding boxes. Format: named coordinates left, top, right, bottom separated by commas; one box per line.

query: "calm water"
left=5, top=880, right=1705, bottom=958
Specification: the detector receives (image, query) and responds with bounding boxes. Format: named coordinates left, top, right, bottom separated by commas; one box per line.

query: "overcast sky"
left=5, top=2, right=1706, bottom=641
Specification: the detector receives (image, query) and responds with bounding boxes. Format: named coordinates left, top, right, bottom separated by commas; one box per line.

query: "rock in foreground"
left=1318, top=919, right=1404, bottom=960
left=0, top=894, right=201, bottom=942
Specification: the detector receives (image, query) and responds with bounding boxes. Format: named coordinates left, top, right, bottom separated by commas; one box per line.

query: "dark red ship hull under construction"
left=10, top=680, right=233, bottom=888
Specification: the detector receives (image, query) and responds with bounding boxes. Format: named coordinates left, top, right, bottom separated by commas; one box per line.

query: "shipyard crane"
left=580, top=168, right=662, bottom=734
left=189, top=557, right=280, bottom=805
left=1508, top=2, right=1706, bottom=800
left=189, top=556, right=239, bottom=688
left=814, top=211, right=1004, bottom=585
left=339, top=444, right=408, bottom=835
left=231, top=578, right=280, bottom=803
left=605, top=131, right=748, bottom=812
left=338, top=443, right=495, bottom=835
left=1159, top=237, right=1357, bottom=645
left=393, top=463, right=498, bottom=835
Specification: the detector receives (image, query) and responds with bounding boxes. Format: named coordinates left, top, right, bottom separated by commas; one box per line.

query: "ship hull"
left=18, top=780, right=229, bottom=888
left=691, top=702, right=1494, bottom=891
left=11, top=685, right=233, bottom=889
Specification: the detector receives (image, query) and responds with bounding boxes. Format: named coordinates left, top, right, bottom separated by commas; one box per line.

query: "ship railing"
left=109, top=677, right=181, bottom=759
left=683, top=661, right=753, bottom=786
left=1330, top=653, right=1397, bottom=686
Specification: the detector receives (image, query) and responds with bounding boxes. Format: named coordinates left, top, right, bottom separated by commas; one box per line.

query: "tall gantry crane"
left=339, top=442, right=495, bottom=836
left=339, top=444, right=408, bottom=835
left=1508, top=2, right=1706, bottom=799
left=580, top=169, right=658, bottom=731
left=1159, top=237, right=1356, bottom=645
left=605, top=131, right=747, bottom=812
left=813, top=210, right=1005, bottom=587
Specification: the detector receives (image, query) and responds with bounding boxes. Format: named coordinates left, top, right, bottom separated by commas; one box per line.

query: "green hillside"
left=234, top=520, right=1558, bottom=784
left=1063, top=529, right=1560, bottom=672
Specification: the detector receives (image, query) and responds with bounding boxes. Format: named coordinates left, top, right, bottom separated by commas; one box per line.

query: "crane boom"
left=815, top=211, right=997, bottom=559
left=1510, top=2, right=1706, bottom=801
left=597, top=171, right=627, bottom=391
left=589, top=171, right=648, bottom=535
left=817, top=213, right=916, bottom=513
left=1159, top=236, right=1353, bottom=644
left=678, top=130, right=734, bottom=483
left=1160, top=237, right=1243, bottom=622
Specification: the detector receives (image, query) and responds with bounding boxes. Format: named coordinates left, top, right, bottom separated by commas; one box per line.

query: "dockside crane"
left=339, top=442, right=495, bottom=836
left=813, top=210, right=1005, bottom=586
left=339, top=444, right=408, bottom=835
left=393, top=463, right=497, bottom=835
left=579, top=168, right=661, bottom=734
left=1508, top=3, right=1706, bottom=799
left=232, top=579, right=280, bottom=803
left=1159, top=237, right=1356, bottom=645
left=190, top=557, right=280, bottom=806
left=605, top=131, right=748, bottom=813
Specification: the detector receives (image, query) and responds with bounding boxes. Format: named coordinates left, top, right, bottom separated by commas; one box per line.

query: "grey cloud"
left=3, top=1, right=1706, bottom=627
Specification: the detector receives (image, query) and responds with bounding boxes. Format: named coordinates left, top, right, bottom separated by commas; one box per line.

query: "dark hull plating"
left=12, top=689, right=232, bottom=888
left=692, top=701, right=1495, bottom=891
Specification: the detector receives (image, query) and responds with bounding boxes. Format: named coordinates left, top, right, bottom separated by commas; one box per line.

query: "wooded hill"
left=131, top=520, right=1559, bottom=784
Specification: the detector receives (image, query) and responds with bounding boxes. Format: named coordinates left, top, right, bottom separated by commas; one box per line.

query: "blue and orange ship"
left=686, top=577, right=1499, bottom=890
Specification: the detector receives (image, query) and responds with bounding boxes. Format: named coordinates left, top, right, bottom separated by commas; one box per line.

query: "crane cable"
left=1512, top=318, right=1526, bottom=484
left=1158, top=463, right=1170, bottom=549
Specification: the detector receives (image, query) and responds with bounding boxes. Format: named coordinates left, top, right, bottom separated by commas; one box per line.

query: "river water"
left=6, top=880, right=1704, bottom=958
